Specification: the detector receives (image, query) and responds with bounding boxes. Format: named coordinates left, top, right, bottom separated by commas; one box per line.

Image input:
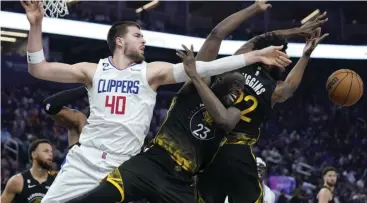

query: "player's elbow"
left=27, top=62, right=47, bottom=79
left=208, top=28, right=225, bottom=40
left=216, top=116, right=235, bottom=132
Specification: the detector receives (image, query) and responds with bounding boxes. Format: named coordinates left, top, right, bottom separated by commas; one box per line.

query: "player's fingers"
left=275, top=58, right=287, bottom=67
left=315, top=27, right=322, bottom=38
left=316, top=33, right=329, bottom=44
left=182, top=44, right=190, bottom=53
left=20, top=0, right=28, bottom=8
left=278, top=56, right=292, bottom=66
left=266, top=3, right=272, bottom=8
left=276, top=50, right=290, bottom=59
left=176, top=50, right=186, bottom=58
left=316, top=11, right=327, bottom=21
left=272, top=45, right=284, bottom=51
left=272, top=60, right=284, bottom=68
left=190, top=44, right=194, bottom=53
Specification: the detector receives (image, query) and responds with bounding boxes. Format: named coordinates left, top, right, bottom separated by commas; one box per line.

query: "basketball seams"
left=326, top=70, right=349, bottom=85
left=329, top=72, right=348, bottom=100
left=342, top=72, right=353, bottom=106
left=327, top=69, right=363, bottom=106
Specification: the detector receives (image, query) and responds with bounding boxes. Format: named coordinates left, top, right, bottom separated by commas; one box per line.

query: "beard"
left=124, top=44, right=144, bottom=63
left=326, top=180, right=336, bottom=187
left=37, top=159, right=52, bottom=170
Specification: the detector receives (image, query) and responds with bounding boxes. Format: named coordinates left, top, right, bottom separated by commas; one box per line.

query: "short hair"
left=107, top=21, right=141, bottom=53
left=28, top=139, right=51, bottom=162
left=322, top=166, right=337, bottom=176
left=253, top=33, right=288, bottom=53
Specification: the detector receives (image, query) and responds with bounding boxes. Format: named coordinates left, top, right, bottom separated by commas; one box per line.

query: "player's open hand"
left=298, top=11, right=328, bottom=38
left=254, top=0, right=272, bottom=12
left=255, top=45, right=292, bottom=68
left=176, top=44, right=198, bottom=78
left=21, top=0, right=44, bottom=26
left=303, top=28, right=329, bottom=56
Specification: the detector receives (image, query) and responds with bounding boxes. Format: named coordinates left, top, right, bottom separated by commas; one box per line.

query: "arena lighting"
left=136, top=1, right=160, bottom=13
left=1, top=30, right=28, bottom=38
left=0, top=36, right=17, bottom=42
left=301, top=9, right=320, bottom=25
left=1, top=11, right=366, bottom=60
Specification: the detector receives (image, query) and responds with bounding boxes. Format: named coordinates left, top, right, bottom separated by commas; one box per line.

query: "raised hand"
left=255, top=45, right=292, bottom=68
left=303, top=28, right=329, bottom=56
left=21, top=0, right=44, bottom=26
left=254, top=0, right=272, bottom=12
left=176, top=44, right=198, bottom=78
left=298, top=11, right=328, bottom=38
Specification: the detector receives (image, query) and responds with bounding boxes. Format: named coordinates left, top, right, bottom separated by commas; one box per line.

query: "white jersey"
left=79, top=57, right=157, bottom=156
left=224, top=184, right=275, bottom=203
left=263, top=184, right=275, bottom=203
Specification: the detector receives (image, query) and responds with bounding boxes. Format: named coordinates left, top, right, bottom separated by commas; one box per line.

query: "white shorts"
left=41, top=144, right=131, bottom=203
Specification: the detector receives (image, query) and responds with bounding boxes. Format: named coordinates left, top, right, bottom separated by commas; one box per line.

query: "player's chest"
left=185, top=103, right=218, bottom=141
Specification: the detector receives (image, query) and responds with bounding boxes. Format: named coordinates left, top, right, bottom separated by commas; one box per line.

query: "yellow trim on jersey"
left=251, top=146, right=264, bottom=203
left=105, top=168, right=125, bottom=202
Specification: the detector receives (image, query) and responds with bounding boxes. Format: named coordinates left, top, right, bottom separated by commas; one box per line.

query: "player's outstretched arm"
left=196, top=0, right=271, bottom=62
left=177, top=45, right=241, bottom=132
left=42, top=86, right=87, bottom=132
left=272, top=28, right=329, bottom=104
left=147, top=45, right=291, bottom=90
left=179, top=0, right=271, bottom=94
left=1, top=174, right=23, bottom=203
left=234, top=12, right=328, bottom=55
left=21, top=1, right=95, bottom=85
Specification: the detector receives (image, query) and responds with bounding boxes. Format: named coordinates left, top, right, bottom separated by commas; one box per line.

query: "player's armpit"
left=271, top=81, right=295, bottom=104
left=1, top=174, right=23, bottom=203
left=52, top=107, right=87, bottom=132
left=28, top=61, right=96, bottom=86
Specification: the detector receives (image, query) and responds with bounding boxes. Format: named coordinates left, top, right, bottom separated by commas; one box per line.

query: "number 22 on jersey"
left=105, top=95, right=126, bottom=114
left=234, top=92, right=258, bottom=122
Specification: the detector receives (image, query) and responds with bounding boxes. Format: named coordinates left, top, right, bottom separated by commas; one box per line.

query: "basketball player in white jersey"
left=21, top=1, right=291, bottom=202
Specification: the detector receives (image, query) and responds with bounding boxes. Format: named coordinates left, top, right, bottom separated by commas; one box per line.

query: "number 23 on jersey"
left=234, top=92, right=258, bottom=122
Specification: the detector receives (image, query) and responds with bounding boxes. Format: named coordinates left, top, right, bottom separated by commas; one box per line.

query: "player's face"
left=123, top=26, right=146, bottom=63
left=257, top=164, right=266, bottom=181
left=34, top=143, right=53, bottom=170
left=324, top=171, right=337, bottom=186
left=211, top=72, right=245, bottom=107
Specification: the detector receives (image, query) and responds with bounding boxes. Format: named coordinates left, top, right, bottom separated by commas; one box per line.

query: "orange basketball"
left=326, top=69, right=363, bottom=106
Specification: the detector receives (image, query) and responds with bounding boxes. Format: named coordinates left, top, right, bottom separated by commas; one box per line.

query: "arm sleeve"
left=42, top=86, right=88, bottom=115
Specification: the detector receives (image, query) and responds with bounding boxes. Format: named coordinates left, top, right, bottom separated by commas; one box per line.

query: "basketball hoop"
left=43, top=0, right=69, bottom=18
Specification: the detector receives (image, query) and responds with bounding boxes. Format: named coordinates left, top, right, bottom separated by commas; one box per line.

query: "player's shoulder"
left=6, top=173, right=24, bottom=192
left=318, top=188, right=332, bottom=198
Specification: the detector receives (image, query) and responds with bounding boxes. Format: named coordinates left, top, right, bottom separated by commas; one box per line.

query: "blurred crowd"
left=1, top=80, right=366, bottom=203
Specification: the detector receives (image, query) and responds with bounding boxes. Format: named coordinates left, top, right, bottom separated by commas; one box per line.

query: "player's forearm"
left=42, top=86, right=88, bottom=115
left=173, top=52, right=260, bottom=83
left=190, top=75, right=230, bottom=125
left=212, top=4, right=263, bottom=39
left=284, top=53, right=310, bottom=91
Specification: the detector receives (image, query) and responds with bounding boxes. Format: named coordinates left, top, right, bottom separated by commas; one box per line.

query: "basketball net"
left=43, top=0, right=69, bottom=18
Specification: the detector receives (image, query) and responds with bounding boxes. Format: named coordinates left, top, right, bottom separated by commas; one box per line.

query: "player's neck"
left=324, top=184, right=334, bottom=191
left=111, top=53, right=134, bottom=70
left=30, top=164, right=48, bottom=180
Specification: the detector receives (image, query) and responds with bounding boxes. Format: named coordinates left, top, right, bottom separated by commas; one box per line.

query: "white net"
left=43, top=0, right=69, bottom=18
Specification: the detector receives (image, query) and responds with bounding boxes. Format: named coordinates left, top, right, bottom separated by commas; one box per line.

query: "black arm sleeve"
left=42, top=86, right=88, bottom=115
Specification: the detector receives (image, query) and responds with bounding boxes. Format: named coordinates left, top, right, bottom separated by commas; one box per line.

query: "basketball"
left=326, top=69, right=363, bottom=106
